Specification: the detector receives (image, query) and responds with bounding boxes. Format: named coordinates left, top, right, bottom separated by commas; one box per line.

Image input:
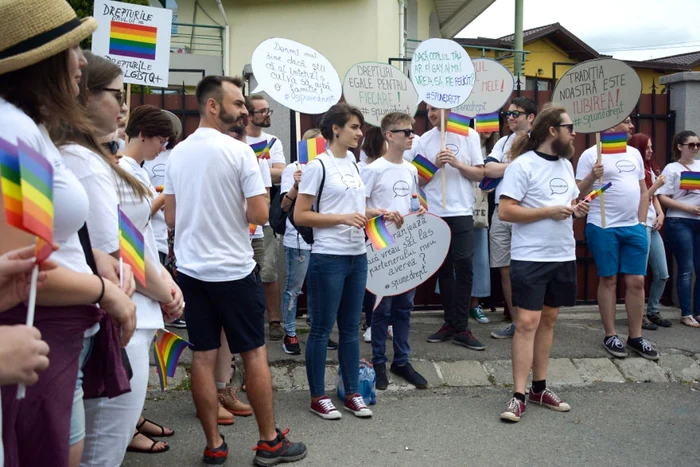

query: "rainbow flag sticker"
left=417, top=186, right=428, bottom=210
left=583, top=182, right=612, bottom=202
left=109, top=21, right=157, bottom=60
left=365, top=215, right=395, bottom=250
left=250, top=138, right=277, bottom=159
left=119, top=207, right=146, bottom=286
left=446, top=112, right=470, bottom=136
left=153, top=329, right=192, bottom=391
left=600, top=132, right=627, bottom=154
left=680, top=172, right=700, bottom=191
left=298, top=137, right=326, bottom=164
left=475, top=112, right=500, bottom=133
left=411, top=155, right=438, bottom=183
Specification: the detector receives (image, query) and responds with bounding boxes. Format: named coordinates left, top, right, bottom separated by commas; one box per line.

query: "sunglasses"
left=387, top=128, right=415, bottom=137
left=504, top=111, right=525, bottom=118
left=101, top=87, right=124, bottom=104
left=553, top=123, right=574, bottom=132
left=682, top=142, right=700, bottom=150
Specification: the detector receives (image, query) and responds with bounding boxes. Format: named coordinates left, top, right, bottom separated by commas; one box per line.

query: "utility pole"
left=514, top=0, right=524, bottom=78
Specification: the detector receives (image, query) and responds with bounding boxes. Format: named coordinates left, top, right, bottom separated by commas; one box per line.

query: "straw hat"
left=0, top=0, right=98, bottom=75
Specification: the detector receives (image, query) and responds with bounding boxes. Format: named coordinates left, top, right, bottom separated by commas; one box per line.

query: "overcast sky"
left=457, top=0, right=700, bottom=61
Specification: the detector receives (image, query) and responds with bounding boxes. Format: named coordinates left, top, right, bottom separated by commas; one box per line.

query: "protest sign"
left=366, top=213, right=450, bottom=303
left=342, top=62, right=418, bottom=127
left=453, top=58, right=514, bottom=117
left=552, top=58, right=641, bottom=134
left=251, top=38, right=341, bottom=114
left=92, top=0, right=172, bottom=87
left=410, top=38, right=475, bottom=109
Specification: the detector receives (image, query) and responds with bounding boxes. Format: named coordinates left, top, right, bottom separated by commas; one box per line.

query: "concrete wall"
left=660, top=72, right=700, bottom=135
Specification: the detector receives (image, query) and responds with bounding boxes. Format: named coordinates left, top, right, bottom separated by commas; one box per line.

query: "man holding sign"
left=418, top=105, right=486, bottom=350
left=576, top=117, right=658, bottom=361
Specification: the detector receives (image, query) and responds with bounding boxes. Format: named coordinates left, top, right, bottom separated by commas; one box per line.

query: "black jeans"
left=438, top=216, right=474, bottom=332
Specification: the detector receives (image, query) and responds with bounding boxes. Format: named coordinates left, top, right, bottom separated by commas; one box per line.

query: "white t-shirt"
left=280, top=163, right=311, bottom=250
left=576, top=145, right=645, bottom=228
left=143, top=150, right=170, bottom=254
left=298, top=150, right=366, bottom=255
left=246, top=131, right=285, bottom=168
left=165, top=128, right=265, bottom=281
left=250, top=157, right=272, bottom=239
left=657, top=160, right=700, bottom=219
left=486, top=133, right=516, bottom=204
left=645, top=168, right=658, bottom=228
left=362, top=157, right=419, bottom=215
left=500, top=151, right=580, bottom=262
left=413, top=127, right=483, bottom=217
left=0, top=99, right=91, bottom=275
left=118, top=156, right=164, bottom=330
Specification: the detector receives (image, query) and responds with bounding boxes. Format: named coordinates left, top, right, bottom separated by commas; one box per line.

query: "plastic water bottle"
left=410, top=194, right=420, bottom=212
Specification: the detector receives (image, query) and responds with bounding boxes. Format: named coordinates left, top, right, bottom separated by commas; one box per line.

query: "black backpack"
left=268, top=187, right=286, bottom=235
left=288, top=159, right=326, bottom=245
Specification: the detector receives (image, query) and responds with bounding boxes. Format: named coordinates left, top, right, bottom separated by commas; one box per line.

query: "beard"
left=218, top=106, right=240, bottom=132
left=253, top=116, right=271, bottom=128
left=552, top=136, right=575, bottom=159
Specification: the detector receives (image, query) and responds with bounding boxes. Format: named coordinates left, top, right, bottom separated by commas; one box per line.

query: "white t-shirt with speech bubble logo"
left=298, top=151, right=366, bottom=256
left=657, top=160, right=700, bottom=219
left=280, top=163, right=311, bottom=251
left=486, top=133, right=515, bottom=205
left=501, top=151, right=579, bottom=262
left=144, top=150, right=171, bottom=255
left=413, top=127, right=483, bottom=217
left=576, top=145, right=645, bottom=228
left=362, top=157, right=419, bottom=215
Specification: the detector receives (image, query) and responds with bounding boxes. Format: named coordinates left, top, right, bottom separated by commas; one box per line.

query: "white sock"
left=215, top=382, right=227, bottom=390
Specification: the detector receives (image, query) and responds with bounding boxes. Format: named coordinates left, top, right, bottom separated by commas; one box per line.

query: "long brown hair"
left=51, top=51, right=149, bottom=199
left=628, top=133, right=658, bottom=188
left=509, top=104, right=568, bottom=160
left=672, top=130, right=698, bottom=161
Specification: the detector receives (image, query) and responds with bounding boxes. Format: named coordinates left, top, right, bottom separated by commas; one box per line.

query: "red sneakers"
left=528, top=388, right=571, bottom=412
left=309, top=396, right=342, bottom=420
left=500, top=397, right=526, bottom=422
left=343, top=394, right=373, bottom=418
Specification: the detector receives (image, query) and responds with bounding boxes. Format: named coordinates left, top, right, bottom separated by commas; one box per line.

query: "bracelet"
left=285, top=194, right=296, bottom=202
left=93, top=275, right=105, bottom=304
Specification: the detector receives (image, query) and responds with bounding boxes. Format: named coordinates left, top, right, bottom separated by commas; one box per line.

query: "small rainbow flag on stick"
left=109, top=21, right=157, bottom=60
left=583, top=182, right=612, bottom=202
left=153, top=329, right=192, bottom=391
left=600, top=132, right=627, bottom=154
left=298, top=137, right=326, bottom=164
left=680, top=172, right=700, bottom=191
left=475, top=112, right=500, bottom=133
left=411, top=155, right=438, bottom=183
left=446, top=112, right=471, bottom=136
left=417, top=186, right=428, bottom=210
left=365, top=215, right=396, bottom=250
left=118, top=207, right=146, bottom=287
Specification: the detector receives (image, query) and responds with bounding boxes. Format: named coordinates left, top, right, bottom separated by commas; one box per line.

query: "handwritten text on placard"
left=453, top=58, right=514, bottom=117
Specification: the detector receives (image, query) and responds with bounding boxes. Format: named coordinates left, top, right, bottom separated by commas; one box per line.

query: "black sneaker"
left=282, top=334, right=301, bottom=355
left=374, top=363, right=389, bottom=390
left=642, top=316, right=659, bottom=331
left=427, top=324, right=456, bottom=343
left=452, top=330, right=486, bottom=351
left=203, top=434, right=228, bottom=465
left=647, top=313, right=672, bottom=328
left=165, top=318, right=187, bottom=329
left=390, top=362, right=428, bottom=389
left=627, top=338, right=659, bottom=361
left=602, top=335, right=627, bottom=358
left=327, top=339, right=338, bottom=351
left=253, top=428, right=308, bottom=466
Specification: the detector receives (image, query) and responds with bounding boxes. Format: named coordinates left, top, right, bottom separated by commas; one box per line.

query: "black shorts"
left=510, top=260, right=577, bottom=311
left=178, top=269, right=266, bottom=354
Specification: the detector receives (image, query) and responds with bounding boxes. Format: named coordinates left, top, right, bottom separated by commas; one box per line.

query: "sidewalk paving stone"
left=614, top=358, right=668, bottom=383
left=659, top=355, right=700, bottom=382
left=572, top=358, right=625, bottom=383
left=439, top=361, right=491, bottom=387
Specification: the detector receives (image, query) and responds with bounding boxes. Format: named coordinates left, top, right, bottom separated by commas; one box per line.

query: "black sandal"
left=126, top=432, right=170, bottom=454
left=136, top=417, right=174, bottom=437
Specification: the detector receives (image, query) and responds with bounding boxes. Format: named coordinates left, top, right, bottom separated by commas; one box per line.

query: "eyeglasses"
left=682, top=142, right=700, bottom=150
left=387, top=129, right=415, bottom=137
left=159, top=138, right=169, bottom=150
left=101, top=87, right=124, bottom=104
left=504, top=111, right=525, bottom=118
left=553, top=123, right=575, bottom=132
left=251, top=108, right=273, bottom=115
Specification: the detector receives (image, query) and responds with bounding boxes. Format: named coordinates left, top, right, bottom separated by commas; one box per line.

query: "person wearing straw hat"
left=0, top=1, right=138, bottom=466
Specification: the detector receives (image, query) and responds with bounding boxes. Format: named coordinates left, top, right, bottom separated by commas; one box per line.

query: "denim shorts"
left=585, top=223, right=648, bottom=277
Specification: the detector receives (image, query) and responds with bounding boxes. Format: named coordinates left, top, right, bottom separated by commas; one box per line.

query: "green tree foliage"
left=68, top=0, right=150, bottom=48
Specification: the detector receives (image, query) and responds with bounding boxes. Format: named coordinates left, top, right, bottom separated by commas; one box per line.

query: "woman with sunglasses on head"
left=0, top=2, right=137, bottom=466
left=657, top=131, right=700, bottom=327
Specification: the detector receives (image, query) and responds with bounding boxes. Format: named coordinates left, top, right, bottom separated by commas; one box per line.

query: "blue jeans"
left=282, top=247, right=311, bottom=336
left=306, top=253, right=367, bottom=398
left=371, top=289, right=415, bottom=366
left=646, top=226, right=669, bottom=315
left=665, top=217, right=700, bottom=317
left=472, top=227, right=491, bottom=298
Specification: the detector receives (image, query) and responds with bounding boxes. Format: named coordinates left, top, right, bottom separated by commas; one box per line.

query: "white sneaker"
left=387, top=325, right=394, bottom=340
left=363, top=327, right=372, bottom=343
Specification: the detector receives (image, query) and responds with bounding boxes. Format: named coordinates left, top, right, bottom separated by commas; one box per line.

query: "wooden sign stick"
left=124, top=83, right=132, bottom=144
left=440, top=109, right=446, bottom=209
left=596, top=133, right=606, bottom=228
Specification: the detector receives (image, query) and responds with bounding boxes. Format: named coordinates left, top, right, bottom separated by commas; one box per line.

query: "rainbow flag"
left=680, top=172, right=700, bottom=191
left=153, top=329, right=192, bottom=391
left=583, top=182, right=612, bottom=202
left=600, top=132, right=627, bottom=154
left=417, top=186, right=428, bottom=210
left=411, top=155, right=438, bottom=183
left=118, top=207, right=146, bottom=286
left=109, top=21, right=157, bottom=60
left=475, top=112, right=500, bottom=133
left=365, top=215, right=395, bottom=250
left=155, top=185, right=164, bottom=193
left=250, top=138, right=277, bottom=159
left=0, top=137, right=54, bottom=263
left=446, top=112, right=470, bottom=136
left=249, top=223, right=257, bottom=235
left=298, top=137, right=326, bottom=164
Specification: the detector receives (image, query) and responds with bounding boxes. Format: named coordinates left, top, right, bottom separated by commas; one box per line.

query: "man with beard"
left=246, top=95, right=286, bottom=341
left=164, top=76, right=307, bottom=465
left=576, top=116, right=658, bottom=361
left=498, top=105, right=589, bottom=422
